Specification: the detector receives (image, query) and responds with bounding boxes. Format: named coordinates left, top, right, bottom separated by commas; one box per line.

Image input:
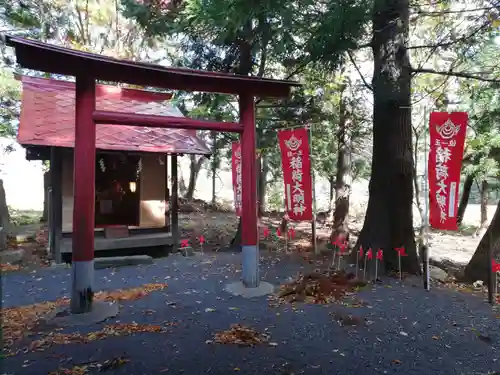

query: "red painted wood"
left=6, top=36, right=300, bottom=97
left=93, top=110, right=244, bottom=133
left=239, top=94, right=258, bottom=247
left=72, top=76, right=96, bottom=262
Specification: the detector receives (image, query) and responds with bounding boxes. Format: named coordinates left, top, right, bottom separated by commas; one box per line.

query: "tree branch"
left=412, top=6, right=498, bottom=17
left=411, top=67, right=500, bottom=83
left=347, top=51, right=373, bottom=91
left=407, top=21, right=489, bottom=50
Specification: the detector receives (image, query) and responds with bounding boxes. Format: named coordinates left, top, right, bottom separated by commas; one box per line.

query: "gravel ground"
left=2, top=252, right=499, bottom=375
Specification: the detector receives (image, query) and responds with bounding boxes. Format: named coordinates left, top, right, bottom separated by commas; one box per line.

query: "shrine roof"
left=5, top=35, right=300, bottom=97
left=18, top=76, right=211, bottom=155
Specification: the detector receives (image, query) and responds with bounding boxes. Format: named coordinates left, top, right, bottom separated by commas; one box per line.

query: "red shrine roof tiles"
left=18, top=76, right=211, bottom=154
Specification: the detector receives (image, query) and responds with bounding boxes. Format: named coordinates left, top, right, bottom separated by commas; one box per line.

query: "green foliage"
left=8, top=207, right=42, bottom=226
left=267, top=182, right=284, bottom=211
left=0, top=68, right=20, bottom=139
left=458, top=38, right=500, bottom=181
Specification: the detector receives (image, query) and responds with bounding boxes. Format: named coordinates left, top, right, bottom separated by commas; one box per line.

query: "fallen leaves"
left=269, top=270, right=364, bottom=306
left=3, top=284, right=168, bottom=355
left=330, top=312, right=363, bottom=327
left=3, top=298, right=70, bottom=353
left=48, top=365, right=89, bottom=375
left=95, top=283, right=168, bottom=302
left=48, top=356, right=130, bottom=375
left=27, top=323, right=165, bottom=353
left=212, top=324, right=270, bottom=347
left=0, top=263, right=20, bottom=272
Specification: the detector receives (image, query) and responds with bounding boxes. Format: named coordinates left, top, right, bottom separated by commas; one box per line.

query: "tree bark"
left=43, top=171, right=50, bottom=222
left=356, top=0, right=420, bottom=275
left=456, top=174, right=474, bottom=227
left=0, top=179, right=11, bottom=250
left=464, top=199, right=500, bottom=282
left=331, top=92, right=351, bottom=243
left=257, top=154, right=268, bottom=217
left=211, top=131, right=217, bottom=205
left=185, top=154, right=205, bottom=200
left=328, top=175, right=335, bottom=222
left=230, top=19, right=254, bottom=247
left=475, top=180, right=489, bottom=237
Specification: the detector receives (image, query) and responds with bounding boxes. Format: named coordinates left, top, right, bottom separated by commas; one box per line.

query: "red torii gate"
left=5, top=35, right=300, bottom=313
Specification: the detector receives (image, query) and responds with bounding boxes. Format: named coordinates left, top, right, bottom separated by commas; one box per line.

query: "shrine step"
left=93, top=255, right=153, bottom=269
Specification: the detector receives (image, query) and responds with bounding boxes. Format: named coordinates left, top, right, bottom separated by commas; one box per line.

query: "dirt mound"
left=212, top=324, right=270, bottom=346
left=270, top=270, right=365, bottom=305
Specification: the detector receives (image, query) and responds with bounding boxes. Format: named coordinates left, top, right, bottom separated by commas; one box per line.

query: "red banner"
left=278, top=127, right=313, bottom=221
left=428, top=112, right=468, bottom=231
left=231, top=142, right=242, bottom=216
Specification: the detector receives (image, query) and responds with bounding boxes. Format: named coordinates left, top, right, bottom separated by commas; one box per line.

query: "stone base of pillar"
left=224, top=281, right=275, bottom=298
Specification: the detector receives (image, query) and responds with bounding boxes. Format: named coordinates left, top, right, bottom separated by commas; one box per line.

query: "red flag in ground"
left=339, top=241, right=348, bottom=255
left=366, top=248, right=373, bottom=260
left=358, top=246, right=364, bottom=258
left=180, top=239, right=190, bottom=248
left=198, top=235, right=205, bottom=245
left=428, top=112, right=468, bottom=231
left=263, top=226, right=270, bottom=239
left=395, top=247, right=407, bottom=256
left=492, top=259, right=500, bottom=273
left=231, top=142, right=242, bottom=217
left=376, top=249, right=383, bottom=260
left=278, top=128, right=313, bottom=221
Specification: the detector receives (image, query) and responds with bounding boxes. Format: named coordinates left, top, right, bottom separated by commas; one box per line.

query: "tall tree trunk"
left=329, top=175, right=335, bottom=209
left=185, top=155, right=205, bottom=200
left=258, top=154, right=268, bottom=217
left=456, top=174, right=474, bottom=227
left=231, top=20, right=254, bottom=247
left=211, top=131, right=218, bottom=205
left=475, top=180, right=489, bottom=237
left=331, top=92, right=351, bottom=243
left=328, top=175, right=335, bottom=222
left=464, top=199, right=500, bottom=282
left=179, top=162, right=187, bottom=196
left=356, top=0, right=420, bottom=274
left=0, top=179, right=11, bottom=250
left=43, top=171, right=50, bottom=222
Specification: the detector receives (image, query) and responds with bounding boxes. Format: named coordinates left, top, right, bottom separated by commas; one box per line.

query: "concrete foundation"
left=224, top=281, right=275, bottom=298
left=45, top=300, right=119, bottom=327
left=94, top=255, right=153, bottom=269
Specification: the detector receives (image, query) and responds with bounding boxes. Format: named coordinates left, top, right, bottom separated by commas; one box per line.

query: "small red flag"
left=395, top=247, right=408, bottom=256
left=492, top=259, right=500, bottom=273
left=263, top=226, right=270, bottom=238
left=376, top=249, right=383, bottom=260
left=198, top=235, right=205, bottom=245
left=358, top=246, right=364, bottom=258
left=366, top=248, right=373, bottom=260
left=288, top=227, right=296, bottom=239
left=339, top=241, right=348, bottom=254
left=180, top=239, right=190, bottom=248
left=276, top=228, right=281, bottom=237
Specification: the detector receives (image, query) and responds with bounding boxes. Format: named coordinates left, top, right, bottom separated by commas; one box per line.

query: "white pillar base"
left=242, top=245, right=259, bottom=288
left=70, top=260, right=94, bottom=314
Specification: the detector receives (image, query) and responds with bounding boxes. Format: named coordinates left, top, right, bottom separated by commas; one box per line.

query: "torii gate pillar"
left=239, top=93, right=259, bottom=287
left=71, top=75, right=96, bottom=313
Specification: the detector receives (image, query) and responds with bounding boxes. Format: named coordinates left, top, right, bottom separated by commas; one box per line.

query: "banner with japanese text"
left=231, top=142, right=242, bottom=217
left=278, top=127, right=313, bottom=221
left=428, top=112, right=468, bottom=231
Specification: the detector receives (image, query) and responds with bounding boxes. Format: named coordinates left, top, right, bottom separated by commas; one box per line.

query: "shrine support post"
left=71, top=75, right=96, bottom=314
left=239, top=93, right=259, bottom=288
